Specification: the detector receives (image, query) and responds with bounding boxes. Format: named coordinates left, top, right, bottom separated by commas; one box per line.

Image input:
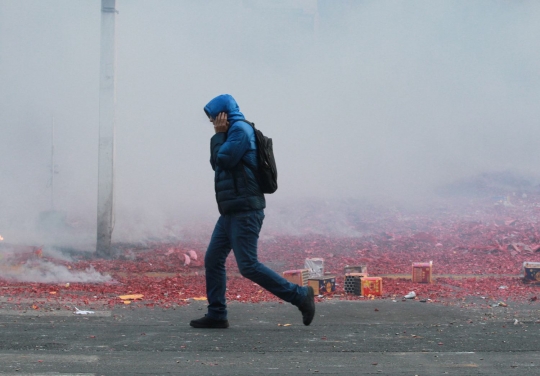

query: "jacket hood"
left=204, top=94, right=245, bottom=124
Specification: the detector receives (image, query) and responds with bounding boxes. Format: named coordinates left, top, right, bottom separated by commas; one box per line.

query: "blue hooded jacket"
left=204, top=94, right=265, bottom=215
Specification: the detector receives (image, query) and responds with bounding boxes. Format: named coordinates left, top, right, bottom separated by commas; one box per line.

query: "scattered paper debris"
left=404, top=291, right=416, bottom=299
left=187, top=250, right=198, bottom=261
left=74, top=307, right=94, bottom=315
left=118, top=294, right=144, bottom=300
left=183, top=254, right=191, bottom=266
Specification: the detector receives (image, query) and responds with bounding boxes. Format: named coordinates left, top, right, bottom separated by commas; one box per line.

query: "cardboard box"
left=304, top=258, right=324, bottom=278
left=412, top=261, right=433, bottom=283
left=523, top=262, right=540, bottom=284
left=308, top=276, right=336, bottom=295
left=282, top=269, right=309, bottom=286
left=361, top=277, right=383, bottom=296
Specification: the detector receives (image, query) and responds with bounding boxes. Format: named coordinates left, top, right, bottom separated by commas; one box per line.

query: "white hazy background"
left=1, top=0, right=539, bottom=247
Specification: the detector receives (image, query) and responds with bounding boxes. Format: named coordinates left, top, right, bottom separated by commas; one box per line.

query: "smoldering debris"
left=1, top=195, right=540, bottom=310
left=0, top=244, right=111, bottom=283
left=1, top=260, right=111, bottom=284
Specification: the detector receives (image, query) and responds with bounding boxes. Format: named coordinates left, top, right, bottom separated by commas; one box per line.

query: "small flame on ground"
left=0, top=235, right=3, bottom=241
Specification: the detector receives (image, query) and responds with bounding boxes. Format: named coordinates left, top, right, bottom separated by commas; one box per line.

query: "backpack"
left=241, top=120, right=278, bottom=194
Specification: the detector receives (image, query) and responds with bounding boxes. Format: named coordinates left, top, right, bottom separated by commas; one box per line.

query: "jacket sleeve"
left=210, top=133, right=226, bottom=171
left=210, top=124, right=250, bottom=170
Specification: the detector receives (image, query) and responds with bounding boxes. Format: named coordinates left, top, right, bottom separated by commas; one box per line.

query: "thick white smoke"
left=0, top=244, right=111, bottom=283
left=0, top=0, right=539, bottom=245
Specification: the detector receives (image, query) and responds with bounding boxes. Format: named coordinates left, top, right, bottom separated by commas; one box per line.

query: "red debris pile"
left=1, top=195, right=540, bottom=309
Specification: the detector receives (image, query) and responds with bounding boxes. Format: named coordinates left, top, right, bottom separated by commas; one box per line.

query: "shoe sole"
left=189, top=322, right=229, bottom=329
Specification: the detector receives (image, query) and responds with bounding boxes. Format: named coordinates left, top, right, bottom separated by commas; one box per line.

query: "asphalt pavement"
left=0, top=298, right=539, bottom=375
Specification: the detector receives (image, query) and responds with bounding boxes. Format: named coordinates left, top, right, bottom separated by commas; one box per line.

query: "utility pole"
left=96, top=0, right=117, bottom=258
left=50, top=115, right=55, bottom=211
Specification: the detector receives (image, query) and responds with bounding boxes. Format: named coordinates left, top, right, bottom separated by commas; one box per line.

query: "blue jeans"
left=205, top=210, right=307, bottom=320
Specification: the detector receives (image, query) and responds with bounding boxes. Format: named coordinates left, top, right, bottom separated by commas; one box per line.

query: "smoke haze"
left=1, top=260, right=111, bottom=283
left=1, top=0, right=539, bottom=246
left=0, top=243, right=112, bottom=282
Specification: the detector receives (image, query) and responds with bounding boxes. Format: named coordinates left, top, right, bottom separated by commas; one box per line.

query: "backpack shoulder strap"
left=235, top=120, right=259, bottom=174
left=237, top=119, right=255, bottom=128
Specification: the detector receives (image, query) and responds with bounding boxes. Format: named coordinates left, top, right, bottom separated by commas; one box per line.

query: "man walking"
left=190, top=94, right=315, bottom=329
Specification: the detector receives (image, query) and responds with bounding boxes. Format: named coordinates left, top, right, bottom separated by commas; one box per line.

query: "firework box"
left=361, top=277, right=383, bottom=296
left=282, top=269, right=309, bottom=286
left=304, top=258, right=324, bottom=278
left=308, top=276, right=336, bottom=295
left=523, top=262, right=540, bottom=284
left=412, top=261, right=433, bottom=283
left=344, top=274, right=363, bottom=295
left=344, top=273, right=368, bottom=294
left=344, top=265, right=368, bottom=275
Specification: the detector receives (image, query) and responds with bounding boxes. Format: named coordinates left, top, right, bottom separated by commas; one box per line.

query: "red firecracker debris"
left=1, top=195, right=540, bottom=309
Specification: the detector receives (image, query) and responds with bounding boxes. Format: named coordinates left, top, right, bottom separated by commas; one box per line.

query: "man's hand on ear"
left=213, top=112, right=229, bottom=133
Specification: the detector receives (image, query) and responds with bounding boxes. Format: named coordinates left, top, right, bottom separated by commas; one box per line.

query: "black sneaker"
left=297, top=286, right=315, bottom=326
left=189, top=315, right=229, bottom=329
